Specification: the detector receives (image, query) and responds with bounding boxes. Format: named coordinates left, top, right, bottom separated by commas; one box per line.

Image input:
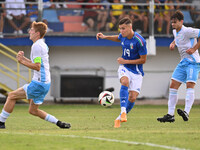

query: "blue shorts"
left=172, top=59, right=200, bottom=83
left=23, top=80, right=51, bottom=105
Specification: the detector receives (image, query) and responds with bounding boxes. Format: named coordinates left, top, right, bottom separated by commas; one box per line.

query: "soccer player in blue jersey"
left=157, top=10, right=200, bottom=123
left=96, top=17, right=147, bottom=128
left=0, top=21, right=71, bottom=129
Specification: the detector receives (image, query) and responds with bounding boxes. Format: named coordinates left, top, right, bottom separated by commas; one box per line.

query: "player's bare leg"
left=29, top=100, right=71, bottom=129
left=0, top=88, right=26, bottom=128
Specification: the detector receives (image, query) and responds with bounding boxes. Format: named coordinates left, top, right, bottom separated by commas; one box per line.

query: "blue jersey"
left=118, top=32, right=147, bottom=76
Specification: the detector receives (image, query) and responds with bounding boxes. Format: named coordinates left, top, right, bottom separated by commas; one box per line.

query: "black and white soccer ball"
left=98, top=91, right=114, bottom=107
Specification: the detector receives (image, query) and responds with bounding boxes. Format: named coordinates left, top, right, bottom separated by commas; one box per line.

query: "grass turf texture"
left=0, top=104, right=200, bottom=150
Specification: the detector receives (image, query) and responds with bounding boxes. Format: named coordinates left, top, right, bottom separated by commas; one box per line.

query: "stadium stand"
left=59, top=16, right=87, bottom=32
left=58, top=3, right=87, bottom=32
left=182, top=10, right=194, bottom=25
left=43, top=9, right=60, bottom=22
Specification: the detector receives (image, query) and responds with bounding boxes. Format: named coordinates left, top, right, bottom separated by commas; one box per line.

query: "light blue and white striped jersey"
left=30, top=39, right=51, bottom=83
left=173, top=25, right=200, bottom=62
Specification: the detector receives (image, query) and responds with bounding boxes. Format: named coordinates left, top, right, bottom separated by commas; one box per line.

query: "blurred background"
left=0, top=0, right=200, bottom=103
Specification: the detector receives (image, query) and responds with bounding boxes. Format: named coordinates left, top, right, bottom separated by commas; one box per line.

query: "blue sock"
left=126, top=100, right=135, bottom=114
left=120, top=85, right=128, bottom=108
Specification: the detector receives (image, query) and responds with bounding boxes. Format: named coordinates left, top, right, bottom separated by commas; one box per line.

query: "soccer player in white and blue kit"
left=0, top=21, right=70, bottom=129
left=96, top=17, right=147, bottom=128
left=157, top=10, right=200, bottom=123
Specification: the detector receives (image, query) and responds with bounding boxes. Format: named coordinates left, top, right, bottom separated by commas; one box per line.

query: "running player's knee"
left=7, top=92, right=17, bottom=100
left=29, top=108, right=37, bottom=116
left=120, top=77, right=129, bottom=87
left=186, top=82, right=195, bottom=89
left=129, top=96, right=136, bottom=103
left=7, top=92, right=13, bottom=99
left=121, top=80, right=129, bottom=87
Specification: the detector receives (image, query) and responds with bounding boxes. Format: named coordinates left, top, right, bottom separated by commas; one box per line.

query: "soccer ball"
left=98, top=91, right=114, bottom=107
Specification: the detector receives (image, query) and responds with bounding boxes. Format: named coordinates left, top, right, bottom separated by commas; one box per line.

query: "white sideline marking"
left=0, top=131, right=189, bottom=150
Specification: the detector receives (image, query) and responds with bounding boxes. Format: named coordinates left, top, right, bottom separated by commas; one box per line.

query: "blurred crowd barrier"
left=0, top=0, right=199, bottom=38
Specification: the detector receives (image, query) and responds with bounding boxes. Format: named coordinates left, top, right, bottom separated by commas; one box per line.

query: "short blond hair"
left=31, top=21, right=47, bottom=38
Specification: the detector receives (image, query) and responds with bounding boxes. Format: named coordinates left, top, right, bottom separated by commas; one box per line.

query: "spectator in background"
left=125, top=0, right=148, bottom=34
left=162, top=0, right=174, bottom=34
left=43, top=0, right=55, bottom=9
left=53, top=0, right=67, bottom=8
left=191, top=0, right=200, bottom=28
left=0, top=0, right=5, bottom=38
left=5, top=0, right=30, bottom=35
left=26, top=0, right=53, bottom=33
left=154, top=0, right=171, bottom=35
left=108, top=0, right=125, bottom=31
left=175, top=0, right=190, bottom=10
left=137, top=0, right=149, bottom=33
left=101, top=0, right=110, bottom=10
left=26, top=0, right=38, bottom=22
left=166, top=0, right=175, bottom=17
left=83, top=0, right=108, bottom=31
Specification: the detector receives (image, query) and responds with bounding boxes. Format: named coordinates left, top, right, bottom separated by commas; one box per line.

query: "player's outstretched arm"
left=96, top=32, right=105, bottom=40
left=96, top=32, right=120, bottom=42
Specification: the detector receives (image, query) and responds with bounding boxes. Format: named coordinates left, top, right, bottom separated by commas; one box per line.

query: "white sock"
left=45, top=114, right=58, bottom=124
left=121, top=107, right=126, bottom=114
left=184, top=88, right=194, bottom=115
left=116, top=107, right=126, bottom=120
left=0, top=109, right=10, bottom=122
left=168, top=88, right=178, bottom=116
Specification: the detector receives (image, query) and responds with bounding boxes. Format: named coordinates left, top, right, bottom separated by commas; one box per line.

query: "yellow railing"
left=0, top=43, right=31, bottom=97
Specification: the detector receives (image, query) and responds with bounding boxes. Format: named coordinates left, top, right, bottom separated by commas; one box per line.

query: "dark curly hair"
left=171, top=10, right=184, bottom=21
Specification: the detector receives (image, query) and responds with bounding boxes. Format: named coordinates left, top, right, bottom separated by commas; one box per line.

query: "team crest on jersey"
left=121, top=42, right=124, bottom=45
left=120, top=69, right=126, bottom=76
left=130, top=43, right=133, bottom=49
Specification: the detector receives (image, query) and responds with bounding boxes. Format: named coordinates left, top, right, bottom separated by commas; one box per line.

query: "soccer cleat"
left=0, top=121, right=5, bottom=129
left=120, top=112, right=127, bottom=122
left=114, top=120, right=121, bottom=128
left=157, top=114, right=175, bottom=123
left=56, top=120, right=71, bottom=129
left=177, top=109, right=189, bottom=121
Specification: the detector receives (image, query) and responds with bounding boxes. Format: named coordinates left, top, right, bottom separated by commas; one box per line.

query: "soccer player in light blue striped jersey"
left=0, top=21, right=71, bottom=129
left=96, top=17, right=147, bottom=128
left=157, top=10, right=200, bottom=123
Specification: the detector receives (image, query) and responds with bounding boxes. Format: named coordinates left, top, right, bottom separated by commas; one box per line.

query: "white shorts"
left=118, top=65, right=143, bottom=93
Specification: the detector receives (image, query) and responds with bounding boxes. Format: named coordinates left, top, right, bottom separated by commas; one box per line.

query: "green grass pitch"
left=0, top=104, right=200, bottom=150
